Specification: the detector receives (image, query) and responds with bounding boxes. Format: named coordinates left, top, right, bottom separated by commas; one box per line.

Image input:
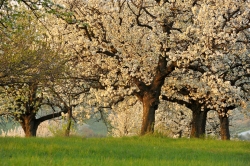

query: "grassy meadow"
left=1, top=136, right=250, bottom=166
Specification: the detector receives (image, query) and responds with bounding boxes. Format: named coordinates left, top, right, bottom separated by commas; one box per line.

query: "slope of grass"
left=1, top=136, right=250, bottom=166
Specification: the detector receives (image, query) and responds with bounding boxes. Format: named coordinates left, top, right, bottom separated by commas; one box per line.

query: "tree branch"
left=133, top=77, right=148, bottom=92
left=161, top=95, right=191, bottom=109
left=36, top=109, right=68, bottom=124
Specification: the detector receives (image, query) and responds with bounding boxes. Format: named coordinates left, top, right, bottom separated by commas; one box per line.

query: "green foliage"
left=0, top=136, right=249, bottom=166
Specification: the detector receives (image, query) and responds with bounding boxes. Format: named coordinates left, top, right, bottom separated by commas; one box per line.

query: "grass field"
left=1, top=136, right=250, bottom=166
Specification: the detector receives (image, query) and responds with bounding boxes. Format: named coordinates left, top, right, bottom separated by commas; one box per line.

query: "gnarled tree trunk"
left=134, top=56, right=176, bottom=136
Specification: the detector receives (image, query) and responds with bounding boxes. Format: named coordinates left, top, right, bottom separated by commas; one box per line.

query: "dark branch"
left=161, top=95, right=191, bottom=109
left=133, top=77, right=148, bottom=92
left=36, top=110, right=68, bottom=124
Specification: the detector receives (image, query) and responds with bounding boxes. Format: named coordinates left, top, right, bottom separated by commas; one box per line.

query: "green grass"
left=0, top=136, right=250, bottom=166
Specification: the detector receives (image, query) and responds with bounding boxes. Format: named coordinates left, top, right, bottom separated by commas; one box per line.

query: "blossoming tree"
left=160, top=0, right=250, bottom=139
left=54, top=0, right=249, bottom=138
left=2, top=0, right=248, bottom=138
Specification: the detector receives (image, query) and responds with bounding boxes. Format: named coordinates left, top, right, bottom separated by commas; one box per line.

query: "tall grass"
left=1, top=136, right=249, bottom=166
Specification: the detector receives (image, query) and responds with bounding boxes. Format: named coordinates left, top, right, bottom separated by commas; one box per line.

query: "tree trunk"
left=190, top=103, right=207, bottom=138
left=141, top=92, right=157, bottom=135
left=65, top=120, right=72, bottom=137
left=134, top=56, right=176, bottom=136
left=65, top=107, right=72, bottom=137
left=219, top=115, right=230, bottom=140
left=20, top=115, right=39, bottom=137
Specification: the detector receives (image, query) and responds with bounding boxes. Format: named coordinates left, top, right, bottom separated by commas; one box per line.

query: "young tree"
left=44, top=75, right=94, bottom=137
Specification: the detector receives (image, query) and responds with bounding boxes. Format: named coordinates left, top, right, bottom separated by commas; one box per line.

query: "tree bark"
left=219, top=115, right=230, bottom=140
left=134, top=56, right=176, bottom=136
left=20, top=114, right=39, bottom=137
left=138, top=77, right=168, bottom=135
left=140, top=92, right=157, bottom=135
left=190, top=110, right=207, bottom=138
left=190, top=102, right=208, bottom=138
